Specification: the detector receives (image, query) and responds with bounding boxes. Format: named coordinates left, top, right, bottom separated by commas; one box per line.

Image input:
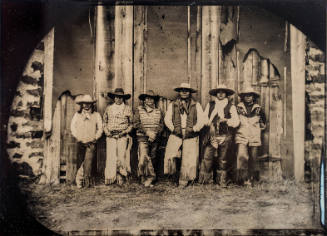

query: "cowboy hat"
left=239, top=88, right=260, bottom=98
left=108, top=88, right=131, bottom=100
left=75, top=94, right=96, bottom=104
left=139, top=90, right=160, bottom=101
left=174, top=83, right=197, bottom=93
left=209, top=84, right=235, bottom=96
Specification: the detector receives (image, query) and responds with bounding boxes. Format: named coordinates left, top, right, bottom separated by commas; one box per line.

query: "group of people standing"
left=70, top=82, right=266, bottom=189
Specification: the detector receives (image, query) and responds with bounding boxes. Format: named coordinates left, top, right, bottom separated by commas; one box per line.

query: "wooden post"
left=290, top=24, right=306, bottom=181
left=187, top=6, right=191, bottom=84
left=201, top=6, right=221, bottom=106
left=114, top=5, right=133, bottom=102
left=95, top=5, right=111, bottom=114
left=39, top=28, right=55, bottom=185
left=94, top=5, right=115, bottom=177
left=40, top=100, right=61, bottom=185
left=43, top=28, right=55, bottom=133
left=134, top=6, right=147, bottom=106
left=195, top=6, right=202, bottom=99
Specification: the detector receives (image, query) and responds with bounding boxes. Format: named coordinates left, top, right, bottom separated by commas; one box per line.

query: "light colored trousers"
left=164, top=134, right=199, bottom=182
left=105, top=135, right=132, bottom=184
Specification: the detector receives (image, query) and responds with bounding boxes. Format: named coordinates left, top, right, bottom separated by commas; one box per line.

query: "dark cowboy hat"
left=209, top=84, right=235, bottom=96
left=139, top=90, right=160, bottom=101
left=108, top=88, right=131, bottom=100
left=239, top=87, right=260, bottom=98
left=174, top=83, right=197, bottom=93
left=75, top=94, right=96, bottom=104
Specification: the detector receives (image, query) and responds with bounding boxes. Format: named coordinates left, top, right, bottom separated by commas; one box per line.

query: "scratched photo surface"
left=2, top=1, right=326, bottom=235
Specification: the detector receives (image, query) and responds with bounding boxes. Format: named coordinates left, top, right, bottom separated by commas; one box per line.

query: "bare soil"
left=20, top=179, right=321, bottom=233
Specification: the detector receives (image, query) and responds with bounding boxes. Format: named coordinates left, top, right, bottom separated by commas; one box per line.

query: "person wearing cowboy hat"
left=70, top=94, right=103, bottom=188
left=164, top=83, right=205, bottom=187
left=103, top=88, right=133, bottom=186
left=199, top=84, right=240, bottom=186
left=235, top=87, right=266, bottom=186
left=134, top=90, right=164, bottom=187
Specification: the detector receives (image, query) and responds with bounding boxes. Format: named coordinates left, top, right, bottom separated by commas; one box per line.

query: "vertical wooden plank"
left=187, top=6, right=191, bottom=83
left=43, top=28, right=55, bottom=133
left=94, top=6, right=115, bottom=177
left=63, top=95, right=78, bottom=184
left=269, top=84, right=283, bottom=159
left=115, top=6, right=133, bottom=102
left=210, top=6, right=220, bottom=89
left=195, top=6, right=202, bottom=98
left=290, top=24, right=306, bottom=181
left=201, top=6, right=220, bottom=106
left=45, top=100, right=61, bottom=185
left=133, top=6, right=146, bottom=106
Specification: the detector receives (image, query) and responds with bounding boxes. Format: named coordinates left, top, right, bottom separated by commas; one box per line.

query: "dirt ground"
left=20, top=178, right=322, bottom=234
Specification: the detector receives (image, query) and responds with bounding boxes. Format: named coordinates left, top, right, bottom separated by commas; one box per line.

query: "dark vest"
left=172, top=99, right=198, bottom=138
left=208, top=100, right=233, bottom=135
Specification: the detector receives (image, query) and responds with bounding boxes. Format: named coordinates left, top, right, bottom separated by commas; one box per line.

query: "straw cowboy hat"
left=75, top=94, right=96, bottom=104
left=174, top=83, right=197, bottom=93
left=239, top=87, right=260, bottom=98
left=108, top=88, right=131, bottom=100
left=139, top=90, right=160, bottom=101
left=209, top=84, right=235, bottom=96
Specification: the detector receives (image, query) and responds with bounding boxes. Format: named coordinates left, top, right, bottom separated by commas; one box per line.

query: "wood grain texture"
left=43, top=28, right=55, bottom=133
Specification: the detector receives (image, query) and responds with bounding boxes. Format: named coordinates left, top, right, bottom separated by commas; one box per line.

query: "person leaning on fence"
left=199, top=85, right=240, bottom=186
left=70, top=94, right=103, bottom=188
left=134, top=90, right=164, bottom=187
left=164, top=83, right=205, bottom=188
left=103, top=88, right=133, bottom=186
left=235, top=88, right=266, bottom=186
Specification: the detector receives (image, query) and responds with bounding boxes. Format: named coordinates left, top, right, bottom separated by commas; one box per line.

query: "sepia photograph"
left=1, top=0, right=326, bottom=235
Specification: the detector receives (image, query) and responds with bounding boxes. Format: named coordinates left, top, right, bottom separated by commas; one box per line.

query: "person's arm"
left=259, top=107, right=267, bottom=130
left=164, top=103, right=174, bottom=132
left=193, top=103, right=205, bottom=132
left=122, top=106, right=133, bottom=135
left=133, top=107, right=147, bottom=134
left=156, top=109, right=164, bottom=134
left=227, top=105, right=240, bottom=128
left=203, top=103, right=210, bottom=126
left=70, top=113, right=79, bottom=141
left=95, top=112, right=103, bottom=140
left=102, top=107, right=111, bottom=136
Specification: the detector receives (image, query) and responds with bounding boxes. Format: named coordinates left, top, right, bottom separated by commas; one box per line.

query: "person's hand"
left=219, top=117, right=227, bottom=123
left=147, top=131, right=156, bottom=142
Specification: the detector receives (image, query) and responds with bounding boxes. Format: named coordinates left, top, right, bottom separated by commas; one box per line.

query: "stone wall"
left=6, top=42, right=44, bottom=177
left=305, top=39, right=325, bottom=182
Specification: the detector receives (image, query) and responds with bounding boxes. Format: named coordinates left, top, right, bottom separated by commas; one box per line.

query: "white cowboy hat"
left=239, top=88, right=260, bottom=98
left=174, top=83, right=197, bottom=93
left=209, top=84, right=235, bottom=96
left=75, top=94, right=96, bottom=104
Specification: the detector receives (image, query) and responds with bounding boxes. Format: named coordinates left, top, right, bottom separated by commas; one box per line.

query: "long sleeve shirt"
left=70, top=111, right=103, bottom=143
left=103, top=103, right=133, bottom=136
left=164, top=101, right=205, bottom=133
left=203, top=98, right=240, bottom=128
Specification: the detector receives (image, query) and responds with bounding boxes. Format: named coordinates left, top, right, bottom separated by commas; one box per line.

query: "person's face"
left=179, top=89, right=190, bottom=99
left=114, top=96, right=124, bottom=105
left=145, top=96, right=154, bottom=106
left=216, top=90, right=227, bottom=100
left=244, top=94, right=254, bottom=104
left=82, top=103, right=92, bottom=111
